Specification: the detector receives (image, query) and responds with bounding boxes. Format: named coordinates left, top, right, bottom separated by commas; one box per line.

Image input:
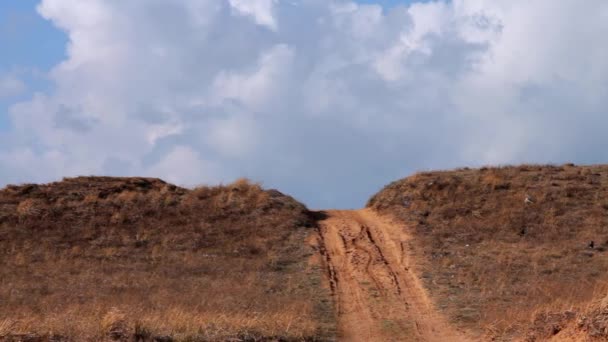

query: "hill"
left=368, top=164, right=608, bottom=340
left=0, top=177, right=335, bottom=341
left=6, top=165, right=608, bottom=341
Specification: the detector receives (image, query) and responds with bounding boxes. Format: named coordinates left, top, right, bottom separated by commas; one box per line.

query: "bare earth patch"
left=315, top=209, right=469, bottom=341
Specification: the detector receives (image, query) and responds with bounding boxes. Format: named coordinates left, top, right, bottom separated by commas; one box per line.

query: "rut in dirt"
left=315, top=209, right=469, bottom=342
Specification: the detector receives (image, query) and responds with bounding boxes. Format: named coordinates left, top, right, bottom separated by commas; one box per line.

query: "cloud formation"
left=2, top=0, right=608, bottom=208
left=0, top=73, right=25, bottom=99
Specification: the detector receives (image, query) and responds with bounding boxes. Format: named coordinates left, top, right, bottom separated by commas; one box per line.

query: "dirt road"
left=316, top=209, right=469, bottom=342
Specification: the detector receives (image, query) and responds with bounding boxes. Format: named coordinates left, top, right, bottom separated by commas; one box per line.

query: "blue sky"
left=1, top=0, right=608, bottom=209
left=0, top=0, right=66, bottom=131
left=0, top=0, right=66, bottom=69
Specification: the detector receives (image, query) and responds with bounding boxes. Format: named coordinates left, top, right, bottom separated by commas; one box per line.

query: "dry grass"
left=368, top=164, right=608, bottom=340
left=0, top=177, right=335, bottom=341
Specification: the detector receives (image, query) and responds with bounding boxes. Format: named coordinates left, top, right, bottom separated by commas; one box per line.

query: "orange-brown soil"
left=316, top=209, right=469, bottom=342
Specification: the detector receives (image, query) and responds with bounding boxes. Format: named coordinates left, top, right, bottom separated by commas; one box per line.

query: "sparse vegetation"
left=368, top=164, right=608, bottom=340
left=8, top=164, right=608, bottom=341
left=0, top=177, right=335, bottom=341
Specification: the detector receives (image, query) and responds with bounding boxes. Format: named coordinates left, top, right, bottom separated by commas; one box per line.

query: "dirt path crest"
left=316, top=209, right=469, bottom=342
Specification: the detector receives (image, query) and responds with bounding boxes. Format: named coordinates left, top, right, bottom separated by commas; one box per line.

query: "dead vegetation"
left=368, top=164, right=608, bottom=340
left=522, top=293, right=608, bottom=341
left=0, top=177, right=335, bottom=341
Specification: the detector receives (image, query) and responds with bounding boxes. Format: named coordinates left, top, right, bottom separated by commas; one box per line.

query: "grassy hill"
left=7, top=164, right=608, bottom=341
left=0, top=177, right=335, bottom=341
left=368, top=164, right=608, bottom=340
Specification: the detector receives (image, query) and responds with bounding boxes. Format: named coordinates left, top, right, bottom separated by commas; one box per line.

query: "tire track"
left=316, top=209, right=470, bottom=342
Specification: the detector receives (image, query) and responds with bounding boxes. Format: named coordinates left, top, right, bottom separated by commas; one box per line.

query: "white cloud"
left=0, top=74, right=26, bottom=99
left=146, top=121, right=183, bottom=146
left=211, top=44, right=295, bottom=109
left=205, top=116, right=258, bottom=158
left=2, top=0, right=608, bottom=208
left=228, top=0, right=278, bottom=30
left=145, top=145, right=220, bottom=186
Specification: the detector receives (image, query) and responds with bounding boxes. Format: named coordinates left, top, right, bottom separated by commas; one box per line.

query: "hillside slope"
left=0, top=177, right=335, bottom=341
left=6, top=165, right=608, bottom=341
left=368, top=164, right=608, bottom=340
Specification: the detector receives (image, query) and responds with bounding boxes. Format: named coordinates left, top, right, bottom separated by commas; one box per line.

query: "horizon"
left=2, top=0, right=608, bottom=209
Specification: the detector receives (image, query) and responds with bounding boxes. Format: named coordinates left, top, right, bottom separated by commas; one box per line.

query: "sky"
left=1, top=0, right=608, bottom=209
left=0, top=0, right=65, bottom=128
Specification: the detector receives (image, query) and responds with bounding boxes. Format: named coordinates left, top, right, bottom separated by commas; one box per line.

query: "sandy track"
left=316, top=209, right=469, bottom=342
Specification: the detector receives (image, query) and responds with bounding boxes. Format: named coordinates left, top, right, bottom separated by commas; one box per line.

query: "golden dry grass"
left=0, top=177, right=335, bottom=341
left=368, top=164, right=608, bottom=340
